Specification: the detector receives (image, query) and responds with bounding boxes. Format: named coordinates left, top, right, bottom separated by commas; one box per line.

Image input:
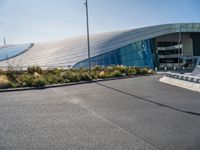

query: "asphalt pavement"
left=0, top=75, right=200, bottom=150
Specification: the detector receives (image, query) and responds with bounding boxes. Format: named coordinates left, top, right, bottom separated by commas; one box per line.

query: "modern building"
left=0, top=23, right=200, bottom=70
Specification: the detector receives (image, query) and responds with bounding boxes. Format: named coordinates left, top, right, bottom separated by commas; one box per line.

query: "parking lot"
left=0, top=75, right=200, bottom=150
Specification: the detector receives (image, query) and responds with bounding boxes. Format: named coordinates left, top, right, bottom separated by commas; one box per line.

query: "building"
left=0, top=23, right=200, bottom=70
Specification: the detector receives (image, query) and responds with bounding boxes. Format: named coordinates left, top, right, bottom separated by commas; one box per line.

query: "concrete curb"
left=159, top=76, right=200, bottom=93
left=0, top=75, right=150, bottom=93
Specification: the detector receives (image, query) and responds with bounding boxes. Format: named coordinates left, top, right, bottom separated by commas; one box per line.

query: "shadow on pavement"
left=95, top=82, right=200, bottom=117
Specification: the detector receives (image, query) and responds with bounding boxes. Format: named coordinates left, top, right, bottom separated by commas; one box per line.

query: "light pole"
left=178, top=27, right=181, bottom=69
left=84, top=0, right=91, bottom=70
left=4, top=37, right=6, bottom=46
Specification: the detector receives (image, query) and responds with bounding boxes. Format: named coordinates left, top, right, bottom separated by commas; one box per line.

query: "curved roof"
left=0, top=23, right=200, bottom=68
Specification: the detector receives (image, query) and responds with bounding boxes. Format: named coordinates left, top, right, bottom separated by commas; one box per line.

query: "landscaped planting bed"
left=0, top=65, right=155, bottom=89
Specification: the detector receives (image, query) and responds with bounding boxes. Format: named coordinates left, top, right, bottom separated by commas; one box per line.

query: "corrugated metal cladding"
left=0, top=23, right=200, bottom=69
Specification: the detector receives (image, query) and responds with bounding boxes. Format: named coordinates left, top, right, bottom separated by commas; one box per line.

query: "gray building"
left=0, top=23, right=200, bottom=70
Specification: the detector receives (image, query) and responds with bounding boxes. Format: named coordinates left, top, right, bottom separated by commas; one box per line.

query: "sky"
left=0, top=0, right=200, bottom=44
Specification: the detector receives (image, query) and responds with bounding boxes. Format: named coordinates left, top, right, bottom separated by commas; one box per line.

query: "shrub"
left=113, top=65, right=127, bottom=73
left=0, top=75, right=12, bottom=88
left=0, top=69, right=4, bottom=75
left=80, top=72, right=92, bottom=81
left=63, top=79, right=70, bottom=83
left=60, top=71, right=70, bottom=79
left=139, top=68, right=149, bottom=74
left=60, top=71, right=81, bottom=82
left=69, top=72, right=81, bottom=82
left=89, top=71, right=98, bottom=79
left=44, top=74, right=63, bottom=84
left=104, top=71, right=114, bottom=78
left=135, top=67, right=141, bottom=74
left=32, top=78, right=46, bottom=87
left=0, top=65, right=156, bottom=89
left=111, top=70, right=122, bottom=77
left=128, top=67, right=136, bottom=75
left=27, top=66, right=34, bottom=74
left=106, top=66, right=114, bottom=72
left=6, top=70, right=18, bottom=81
left=27, top=66, right=43, bottom=74
left=45, top=75, right=56, bottom=84
left=148, top=69, right=155, bottom=75
left=10, top=82, right=19, bottom=88
left=98, top=71, right=105, bottom=78
left=48, top=68, right=64, bottom=75
left=93, top=65, right=102, bottom=71
left=17, top=74, right=34, bottom=87
left=35, top=66, right=43, bottom=74
left=21, top=82, right=28, bottom=87
left=34, top=72, right=41, bottom=78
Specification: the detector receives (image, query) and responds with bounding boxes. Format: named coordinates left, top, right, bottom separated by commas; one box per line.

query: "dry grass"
left=0, top=65, right=155, bottom=89
left=0, top=75, right=11, bottom=88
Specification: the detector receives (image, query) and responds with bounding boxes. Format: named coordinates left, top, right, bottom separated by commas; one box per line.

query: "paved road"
left=0, top=75, right=200, bottom=150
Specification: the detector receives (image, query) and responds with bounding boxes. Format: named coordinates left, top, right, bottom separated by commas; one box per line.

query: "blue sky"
left=0, top=0, right=200, bottom=44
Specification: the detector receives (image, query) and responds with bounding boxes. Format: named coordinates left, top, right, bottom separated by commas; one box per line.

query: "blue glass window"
left=0, top=44, right=33, bottom=61
left=74, top=39, right=154, bottom=69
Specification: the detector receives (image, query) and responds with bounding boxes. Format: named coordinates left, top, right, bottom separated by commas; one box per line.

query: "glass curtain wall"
left=74, top=39, right=154, bottom=69
left=0, top=44, right=33, bottom=61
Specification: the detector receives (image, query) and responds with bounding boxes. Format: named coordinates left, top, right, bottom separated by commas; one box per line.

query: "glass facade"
left=74, top=40, right=154, bottom=69
left=0, top=43, right=33, bottom=61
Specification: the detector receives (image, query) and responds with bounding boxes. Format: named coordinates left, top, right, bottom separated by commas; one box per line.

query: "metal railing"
left=166, top=72, right=200, bottom=83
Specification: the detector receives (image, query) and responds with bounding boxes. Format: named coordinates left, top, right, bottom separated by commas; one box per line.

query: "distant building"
left=0, top=23, right=200, bottom=70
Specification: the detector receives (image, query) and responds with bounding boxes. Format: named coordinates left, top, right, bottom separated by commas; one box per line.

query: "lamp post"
left=84, top=0, right=91, bottom=70
left=4, top=37, right=6, bottom=46
left=178, top=26, right=181, bottom=69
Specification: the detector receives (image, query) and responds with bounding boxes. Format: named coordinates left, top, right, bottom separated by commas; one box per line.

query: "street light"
left=178, top=27, right=181, bottom=69
left=4, top=37, right=6, bottom=46
left=84, top=0, right=91, bottom=70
